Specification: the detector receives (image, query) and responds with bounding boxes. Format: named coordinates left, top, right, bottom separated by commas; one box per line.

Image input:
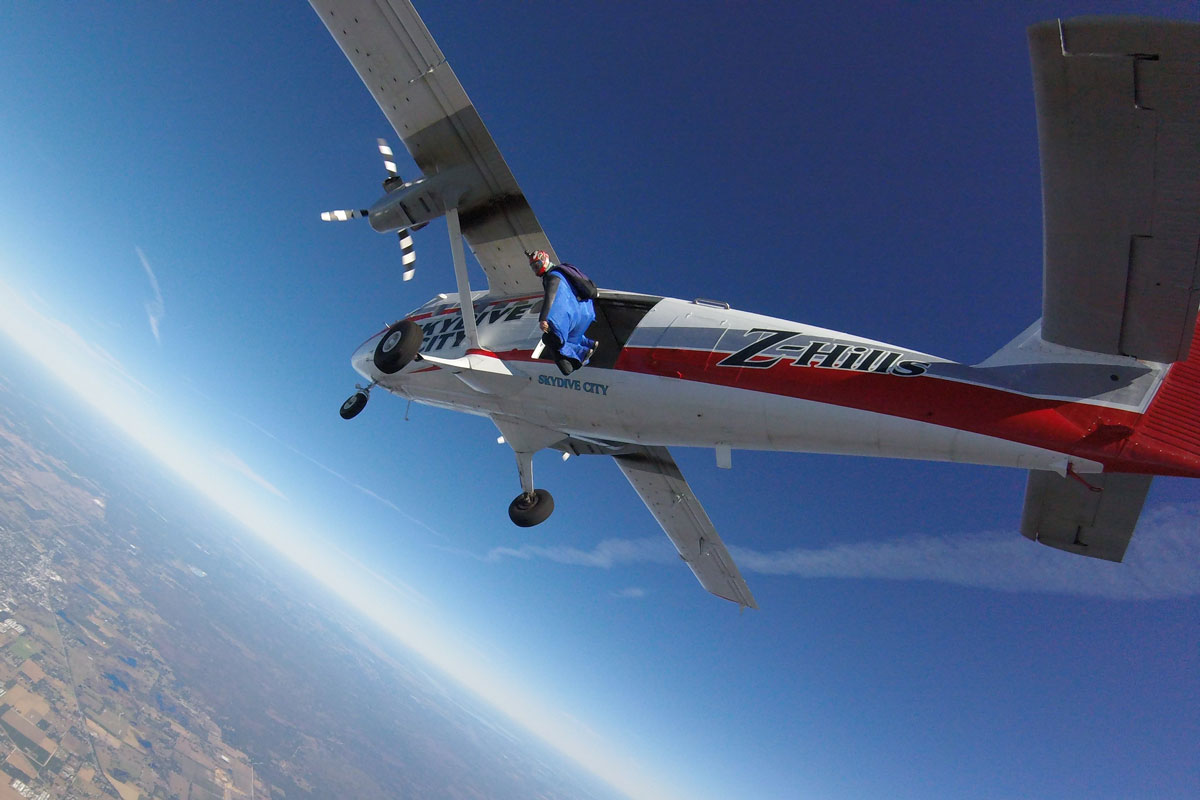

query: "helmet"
left=527, top=249, right=551, bottom=275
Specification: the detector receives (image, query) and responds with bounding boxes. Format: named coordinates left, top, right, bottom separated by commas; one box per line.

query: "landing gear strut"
left=508, top=450, right=554, bottom=527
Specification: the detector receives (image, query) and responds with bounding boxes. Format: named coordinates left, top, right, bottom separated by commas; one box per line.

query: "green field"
left=7, top=637, right=38, bottom=660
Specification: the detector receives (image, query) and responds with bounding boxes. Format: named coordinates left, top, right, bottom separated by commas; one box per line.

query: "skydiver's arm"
left=538, top=274, right=561, bottom=325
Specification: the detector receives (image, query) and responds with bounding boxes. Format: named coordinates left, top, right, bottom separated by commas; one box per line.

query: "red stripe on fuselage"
left=613, top=346, right=1200, bottom=477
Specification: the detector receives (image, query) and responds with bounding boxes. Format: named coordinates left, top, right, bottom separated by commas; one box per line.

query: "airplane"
left=309, top=1, right=1200, bottom=608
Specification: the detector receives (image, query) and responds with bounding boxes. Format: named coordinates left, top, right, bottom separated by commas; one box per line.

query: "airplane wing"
left=1029, top=18, right=1200, bottom=363
left=1020, top=469, right=1153, bottom=562
left=487, top=417, right=758, bottom=608
left=309, top=0, right=555, bottom=297
left=613, top=446, right=758, bottom=609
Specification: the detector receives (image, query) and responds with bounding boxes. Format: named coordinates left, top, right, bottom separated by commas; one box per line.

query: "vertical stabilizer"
left=1135, top=319, right=1200, bottom=458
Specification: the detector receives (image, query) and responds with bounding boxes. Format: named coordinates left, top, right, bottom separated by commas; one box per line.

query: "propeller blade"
left=320, top=141, right=418, bottom=283
left=399, top=229, right=416, bottom=281
left=320, top=209, right=368, bottom=222
left=377, top=138, right=398, bottom=176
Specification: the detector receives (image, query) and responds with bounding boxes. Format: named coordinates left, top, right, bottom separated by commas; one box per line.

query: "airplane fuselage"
left=352, top=290, right=1200, bottom=481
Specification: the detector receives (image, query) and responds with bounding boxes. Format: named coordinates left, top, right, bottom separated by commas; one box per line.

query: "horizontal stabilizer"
left=1030, top=17, right=1200, bottom=362
left=1020, top=469, right=1153, bottom=562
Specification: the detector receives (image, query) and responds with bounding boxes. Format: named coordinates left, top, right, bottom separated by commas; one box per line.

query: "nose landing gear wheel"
left=339, top=391, right=368, bottom=419
left=508, top=489, right=554, bottom=527
left=374, top=320, right=423, bottom=374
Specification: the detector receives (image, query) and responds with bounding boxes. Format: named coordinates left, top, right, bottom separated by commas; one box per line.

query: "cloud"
left=486, top=537, right=676, bottom=568
left=487, top=503, right=1200, bottom=600
left=613, top=587, right=647, bottom=599
left=135, top=246, right=164, bottom=343
left=210, top=447, right=287, bottom=500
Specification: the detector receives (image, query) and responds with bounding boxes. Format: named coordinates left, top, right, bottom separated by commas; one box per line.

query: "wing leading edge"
left=1030, top=17, right=1200, bottom=363
left=309, top=0, right=555, bottom=297
left=614, top=447, right=758, bottom=609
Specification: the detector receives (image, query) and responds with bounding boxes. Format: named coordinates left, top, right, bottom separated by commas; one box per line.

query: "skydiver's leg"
left=540, top=331, right=575, bottom=375
left=566, top=305, right=597, bottom=365
left=540, top=331, right=561, bottom=356
left=555, top=339, right=588, bottom=363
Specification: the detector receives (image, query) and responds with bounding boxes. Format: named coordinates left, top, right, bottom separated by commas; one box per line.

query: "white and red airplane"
left=311, top=1, right=1200, bottom=608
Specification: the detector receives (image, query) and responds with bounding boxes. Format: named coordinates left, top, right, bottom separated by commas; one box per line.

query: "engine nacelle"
left=366, top=165, right=472, bottom=234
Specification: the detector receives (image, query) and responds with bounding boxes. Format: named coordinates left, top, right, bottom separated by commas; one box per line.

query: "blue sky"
left=1, top=3, right=1198, bottom=799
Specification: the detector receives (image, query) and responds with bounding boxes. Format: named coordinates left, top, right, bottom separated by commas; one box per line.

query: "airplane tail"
left=980, top=315, right=1200, bottom=468
left=1133, top=317, right=1200, bottom=459
left=976, top=318, right=1172, bottom=411
left=1010, top=317, right=1200, bottom=563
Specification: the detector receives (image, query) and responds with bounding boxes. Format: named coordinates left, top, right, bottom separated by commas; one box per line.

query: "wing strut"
left=447, top=207, right=480, bottom=351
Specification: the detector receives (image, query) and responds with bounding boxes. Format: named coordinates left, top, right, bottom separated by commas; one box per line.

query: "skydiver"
left=528, top=250, right=598, bottom=376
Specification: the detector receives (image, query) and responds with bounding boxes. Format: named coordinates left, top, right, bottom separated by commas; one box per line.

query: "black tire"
left=374, top=320, right=423, bottom=374
left=339, top=391, right=368, bottom=420
left=508, top=489, right=555, bottom=527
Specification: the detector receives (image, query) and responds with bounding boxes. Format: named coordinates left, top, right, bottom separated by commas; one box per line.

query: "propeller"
left=319, top=138, right=417, bottom=281
left=320, top=208, right=367, bottom=221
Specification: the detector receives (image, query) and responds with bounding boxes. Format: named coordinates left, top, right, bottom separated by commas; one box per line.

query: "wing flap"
left=309, top=0, right=555, bottom=297
left=613, top=447, right=757, bottom=608
left=1030, top=17, right=1200, bottom=362
left=1020, top=469, right=1153, bottom=562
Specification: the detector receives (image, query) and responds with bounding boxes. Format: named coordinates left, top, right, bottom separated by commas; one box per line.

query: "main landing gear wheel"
left=374, top=320, right=423, bottom=374
left=339, top=391, right=368, bottom=420
left=508, top=489, right=554, bottom=527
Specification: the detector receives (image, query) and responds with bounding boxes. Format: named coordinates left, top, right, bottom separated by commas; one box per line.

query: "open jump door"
left=584, top=291, right=662, bottom=370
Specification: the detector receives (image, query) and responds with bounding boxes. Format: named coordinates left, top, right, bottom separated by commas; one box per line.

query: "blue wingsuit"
left=539, top=266, right=597, bottom=365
